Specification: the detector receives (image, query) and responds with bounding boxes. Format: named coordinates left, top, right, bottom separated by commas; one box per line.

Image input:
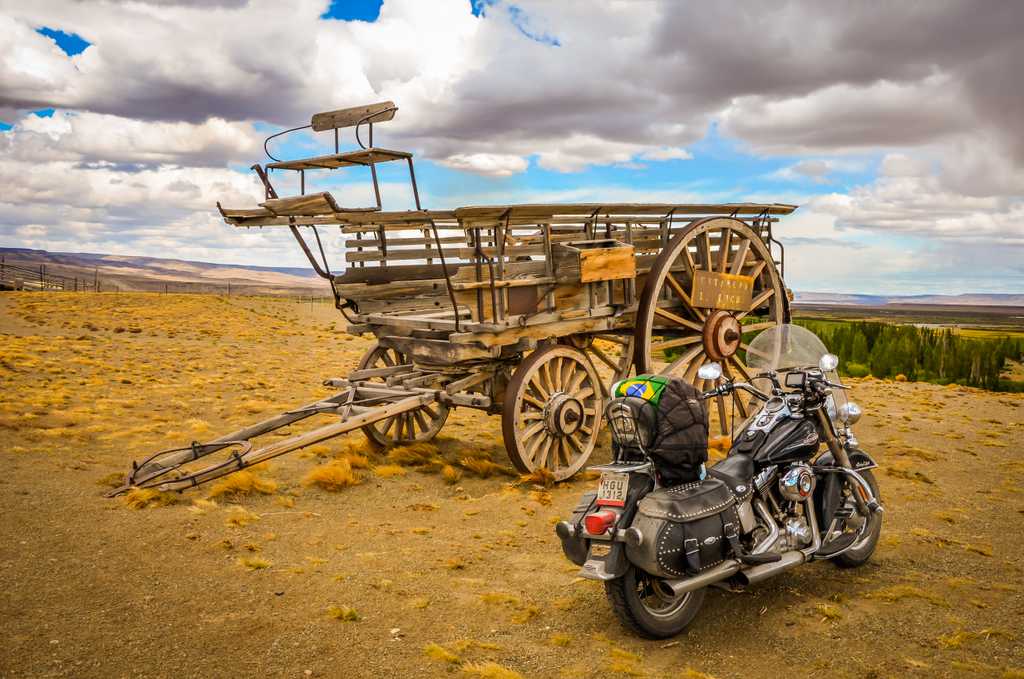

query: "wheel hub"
left=545, top=392, right=584, bottom=436
left=702, top=310, right=742, bottom=361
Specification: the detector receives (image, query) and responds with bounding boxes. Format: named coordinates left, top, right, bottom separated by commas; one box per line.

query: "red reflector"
left=584, top=509, right=618, bottom=535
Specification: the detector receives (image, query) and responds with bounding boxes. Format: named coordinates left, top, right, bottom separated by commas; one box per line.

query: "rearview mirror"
left=819, top=353, right=839, bottom=372
left=697, top=362, right=722, bottom=381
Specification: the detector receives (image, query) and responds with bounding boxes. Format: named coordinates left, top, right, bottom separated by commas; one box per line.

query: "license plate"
left=596, top=472, right=629, bottom=507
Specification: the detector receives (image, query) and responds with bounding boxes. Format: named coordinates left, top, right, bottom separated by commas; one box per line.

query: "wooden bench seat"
left=267, top=148, right=412, bottom=172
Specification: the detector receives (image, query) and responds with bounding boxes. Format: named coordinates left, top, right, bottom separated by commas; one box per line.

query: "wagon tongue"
left=107, top=376, right=439, bottom=496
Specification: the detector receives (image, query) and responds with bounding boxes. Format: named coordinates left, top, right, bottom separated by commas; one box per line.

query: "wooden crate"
left=552, top=239, right=636, bottom=283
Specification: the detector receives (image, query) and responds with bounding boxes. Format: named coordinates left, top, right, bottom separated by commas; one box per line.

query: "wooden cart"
left=112, top=102, right=795, bottom=494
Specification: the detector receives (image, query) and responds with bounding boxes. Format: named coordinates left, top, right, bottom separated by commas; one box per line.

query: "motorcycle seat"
left=708, top=454, right=755, bottom=499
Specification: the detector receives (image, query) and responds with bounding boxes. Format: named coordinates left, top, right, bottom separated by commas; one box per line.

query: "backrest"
left=311, top=101, right=397, bottom=132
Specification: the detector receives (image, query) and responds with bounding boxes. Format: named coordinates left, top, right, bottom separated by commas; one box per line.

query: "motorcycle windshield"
left=746, top=323, right=830, bottom=372
left=745, top=323, right=848, bottom=420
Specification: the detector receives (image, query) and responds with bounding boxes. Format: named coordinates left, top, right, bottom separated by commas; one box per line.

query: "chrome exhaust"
left=665, top=560, right=742, bottom=597
left=735, top=549, right=805, bottom=586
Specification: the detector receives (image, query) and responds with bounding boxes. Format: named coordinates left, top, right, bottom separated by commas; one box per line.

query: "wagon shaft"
left=113, top=101, right=800, bottom=490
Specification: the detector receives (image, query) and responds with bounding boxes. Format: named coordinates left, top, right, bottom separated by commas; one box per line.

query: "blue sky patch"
left=320, top=0, right=383, bottom=22
left=508, top=5, right=560, bottom=46
left=36, top=27, right=91, bottom=56
left=0, top=121, right=11, bottom=132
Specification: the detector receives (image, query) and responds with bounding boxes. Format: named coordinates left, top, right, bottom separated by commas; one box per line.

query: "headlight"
left=838, top=401, right=862, bottom=425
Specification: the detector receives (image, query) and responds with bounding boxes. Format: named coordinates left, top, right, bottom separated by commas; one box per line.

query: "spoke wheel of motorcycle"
left=357, top=343, right=449, bottom=448
left=604, top=565, right=706, bottom=639
left=833, top=469, right=883, bottom=568
left=502, top=344, right=602, bottom=481
left=634, top=216, right=789, bottom=444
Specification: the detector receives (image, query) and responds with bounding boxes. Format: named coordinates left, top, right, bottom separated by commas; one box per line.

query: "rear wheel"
left=604, top=565, right=705, bottom=639
left=834, top=469, right=882, bottom=568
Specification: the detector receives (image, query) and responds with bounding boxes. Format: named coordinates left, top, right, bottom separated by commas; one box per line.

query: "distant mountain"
left=793, top=291, right=1024, bottom=307
left=3, top=247, right=1022, bottom=305
left=0, top=247, right=321, bottom=294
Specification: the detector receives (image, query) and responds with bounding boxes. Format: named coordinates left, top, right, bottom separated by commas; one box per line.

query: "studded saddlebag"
left=626, top=477, right=741, bottom=578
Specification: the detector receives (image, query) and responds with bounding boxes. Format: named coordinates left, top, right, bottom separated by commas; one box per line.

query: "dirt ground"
left=1, top=292, right=1022, bottom=679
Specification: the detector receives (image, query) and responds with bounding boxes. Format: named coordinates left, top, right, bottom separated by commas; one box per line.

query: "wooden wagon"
left=112, top=102, right=795, bottom=494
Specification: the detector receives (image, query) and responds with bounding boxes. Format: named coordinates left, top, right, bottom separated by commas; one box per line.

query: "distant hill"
left=0, top=247, right=321, bottom=294
left=793, top=291, right=1024, bottom=307
left=3, top=247, right=1021, bottom=305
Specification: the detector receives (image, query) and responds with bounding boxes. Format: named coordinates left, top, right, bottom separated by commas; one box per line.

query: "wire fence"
left=0, top=255, right=326, bottom=298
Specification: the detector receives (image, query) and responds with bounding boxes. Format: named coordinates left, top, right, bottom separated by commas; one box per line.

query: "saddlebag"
left=626, top=477, right=740, bottom=578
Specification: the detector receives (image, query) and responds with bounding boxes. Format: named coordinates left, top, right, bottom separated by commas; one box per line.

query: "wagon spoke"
left=699, top=231, right=713, bottom=271
left=741, top=321, right=777, bottom=334
left=730, top=238, right=751, bottom=274
left=716, top=227, right=732, bottom=273
left=664, top=272, right=706, bottom=322
left=650, top=335, right=702, bottom=352
left=654, top=307, right=704, bottom=332
left=662, top=344, right=704, bottom=377
left=736, top=288, right=775, bottom=320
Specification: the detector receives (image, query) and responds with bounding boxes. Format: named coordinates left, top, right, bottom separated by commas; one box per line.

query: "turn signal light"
left=584, top=509, right=618, bottom=535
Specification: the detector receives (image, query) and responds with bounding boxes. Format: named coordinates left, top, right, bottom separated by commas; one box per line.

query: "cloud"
left=770, top=158, right=867, bottom=184
left=437, top=152, right=528, bottom=176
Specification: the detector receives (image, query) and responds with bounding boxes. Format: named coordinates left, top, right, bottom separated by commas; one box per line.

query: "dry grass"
left=387, top=442, right=441, bottom=466
left=814, top=602, right=842, bottom=621
left=236, top=556, right=271, bottom=570
left=373, top=464, right=408, bottom=478
left=548, top=632, right=571, bottom=647
left=461, top=662, right=524, bottom=679
left=121, top=488, right=178, bottom=509
left=225, top=506, right=259, bottom=527
left=518, top=467, right=555, bottom=488
left=423, top=643, right=461, bottom=664
left=302, top=459, right=362, bottom=491
left=206, top=470, right=278, bottom=499
left=187, top=499, right=218, bottom=515
left=865, top=585, right=947, bottom=607
left=327, top=605, right=360, bottom=622
left=442, top=464, right=463, bottom=484
left=460, top=457, right=509, bottom=478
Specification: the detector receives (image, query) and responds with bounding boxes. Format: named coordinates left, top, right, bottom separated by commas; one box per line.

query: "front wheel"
left=604, top=565, right=705, bottom=639
left=834, top=469, right=883, bottom=568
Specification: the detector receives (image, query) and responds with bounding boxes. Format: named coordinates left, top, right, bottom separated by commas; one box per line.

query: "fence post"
left=40, top=265, right=44, bottom=288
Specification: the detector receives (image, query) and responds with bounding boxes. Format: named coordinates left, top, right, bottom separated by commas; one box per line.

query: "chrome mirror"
left=697, top=362, right=722, bottom=381
left=819, top=353, right=839, bottom=372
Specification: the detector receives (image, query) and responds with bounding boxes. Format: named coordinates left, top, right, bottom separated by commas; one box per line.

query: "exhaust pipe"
left=665, top=560, right=742, bottom=597
left=736, top=550, right=805, bottom=586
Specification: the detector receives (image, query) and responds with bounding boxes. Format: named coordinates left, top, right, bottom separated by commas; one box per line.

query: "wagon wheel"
left=634, top=217, right=788, bottom=443
left=562, top=333, right=635, bottom=396
left=502, top=344, right=603, bottom=481
left=357, top=343, right=449, bottom=448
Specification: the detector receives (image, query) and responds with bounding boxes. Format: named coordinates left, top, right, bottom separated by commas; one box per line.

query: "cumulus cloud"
left=0, top=0, right=1021, bottom=291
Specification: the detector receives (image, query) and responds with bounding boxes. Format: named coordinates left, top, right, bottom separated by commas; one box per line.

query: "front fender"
left=817, top=447, right=877, bottom=471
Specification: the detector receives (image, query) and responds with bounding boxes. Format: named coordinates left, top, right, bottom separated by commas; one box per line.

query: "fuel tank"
left=731, top=417, right=820, bottom=465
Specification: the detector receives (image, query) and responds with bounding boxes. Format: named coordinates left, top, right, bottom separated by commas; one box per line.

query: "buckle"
left=683, top=538, right=699, bottom=555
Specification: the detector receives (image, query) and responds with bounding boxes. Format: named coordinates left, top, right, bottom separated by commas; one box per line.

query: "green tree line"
left=795, top=320, right=1024, bottom=391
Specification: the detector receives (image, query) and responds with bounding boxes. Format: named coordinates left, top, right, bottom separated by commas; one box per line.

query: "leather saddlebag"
left=626, top=477, right=741, bottom=578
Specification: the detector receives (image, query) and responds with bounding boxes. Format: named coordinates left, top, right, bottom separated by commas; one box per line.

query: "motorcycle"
left=555, top=324, right=883, bottom=638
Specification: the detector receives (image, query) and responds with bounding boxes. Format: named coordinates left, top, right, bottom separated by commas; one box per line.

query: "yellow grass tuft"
left=410, top=597, right=430, bottom=609
left=511, top=605, right=540, bottom=624
left=481, top=592, right=521, bottom=606
left=460, top=457, right=508, bottom=478
left=327, top=605, right=360, bottom=622
left=606, top=647, right=643, bottom=676
left=122, top=488, right=178, bottom=509
left=387, top=442, right=441, bottom=466
left=680, top=670, right=718, bottom=679
left=303, top=459, right=363, bottom=491
left=445, top=557, right=467, bottom=570
left=236, top=556, right=271, bottom=570
left=548, top=632, right=571, bottom=647
left=461, top=662, right=524, bottom=679
left=814, top=602, right=842, bottom=621
left=519, top=467, right=555, bottom=488
left=96, top=471, right=125, bottom=488
left=423, top=643, right=461, bottom=664
left=188, top=499, right=218, bottom=515
left=373, top=464, right=408, bottom=478
left=442, top=464, right=463, bottom=484
left=529, top=489, right=552, bottom=506
left=895, top=373, right=908, bottom=382
left=339, top=452, right=370, bottom=469
left=207, top=470, right=278, bottom=499
left=865, top=585, right=947, bottom=606
left=225, top=506, right=259, bottom=527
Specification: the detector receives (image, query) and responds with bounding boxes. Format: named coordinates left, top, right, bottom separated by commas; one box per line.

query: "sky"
left=0, top=0, right=1022, bottom=295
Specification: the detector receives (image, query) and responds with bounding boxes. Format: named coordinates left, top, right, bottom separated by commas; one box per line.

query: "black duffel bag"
left=626, top=477, right=741, bottom=577
left=648, top=378, right=708, bottom=486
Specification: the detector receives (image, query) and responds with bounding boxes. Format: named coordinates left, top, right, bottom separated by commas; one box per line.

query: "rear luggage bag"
left=626, top=477, right=740, bottom=578
left=648, top=378, right=709, bottom=486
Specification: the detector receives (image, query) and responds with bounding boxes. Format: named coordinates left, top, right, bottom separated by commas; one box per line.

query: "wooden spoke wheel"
left=357, top=343, right=449, bottom=448
left=633, top=217, right=788, bottom=441
left=502, top=344, right=603, bottom=480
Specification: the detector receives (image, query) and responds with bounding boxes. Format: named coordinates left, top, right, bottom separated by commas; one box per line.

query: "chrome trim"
left=750, top=499, right=780, bottom=555
left=818, top=467, right=883, bottom=512
left=588, top=461, right=653, bottom=474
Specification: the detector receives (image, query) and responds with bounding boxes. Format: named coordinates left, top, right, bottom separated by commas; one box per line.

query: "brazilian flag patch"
left=611, top=374, right=670, bottom=405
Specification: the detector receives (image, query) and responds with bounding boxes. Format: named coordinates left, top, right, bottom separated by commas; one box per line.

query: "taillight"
left=584, top=509, right=618, bottom=535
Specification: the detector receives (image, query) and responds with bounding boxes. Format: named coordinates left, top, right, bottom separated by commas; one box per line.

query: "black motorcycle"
left=555, top=324, right=883, bottom=638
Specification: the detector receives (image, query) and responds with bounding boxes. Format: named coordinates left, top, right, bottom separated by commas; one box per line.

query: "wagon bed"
left=112, top=102, right=797, bottom=494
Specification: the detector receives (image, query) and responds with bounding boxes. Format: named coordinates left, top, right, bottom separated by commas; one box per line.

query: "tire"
left=604, top=565, right=705, bottom=639
left=834, top=469, right=882, bottom=568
